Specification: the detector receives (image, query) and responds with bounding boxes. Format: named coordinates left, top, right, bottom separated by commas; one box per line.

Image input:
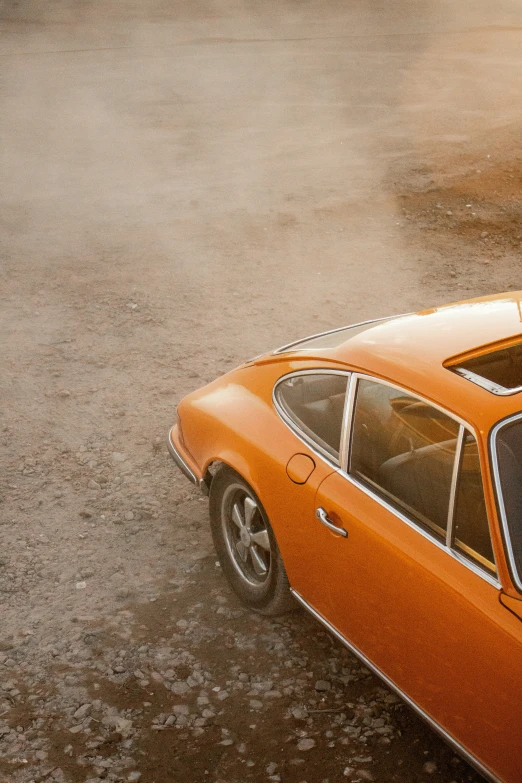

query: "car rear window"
left=275, top=373, right=349, bottom=460
left=273, top=315, right=406, bottom=354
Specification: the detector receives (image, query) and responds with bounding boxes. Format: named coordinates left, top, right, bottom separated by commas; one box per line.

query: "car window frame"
left=273, top=368, right=500, bottom=588
left=342, top=374, right=499, bottom=587
left=273, top=369, right=352, bottom=466
left=451, top=429, right=498, bottom=572
left=490, top=411, right=522, bottom=594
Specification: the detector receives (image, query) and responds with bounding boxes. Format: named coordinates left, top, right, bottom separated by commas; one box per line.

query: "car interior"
left=453, top=438, right=494, bottom=565
left=276, top=373, right=348, bottom=455
left=351, top=381, right=494, bottom=564
left=350, top=383, right=459, bottom=532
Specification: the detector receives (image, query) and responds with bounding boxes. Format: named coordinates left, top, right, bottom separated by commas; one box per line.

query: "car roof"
left=278, top=292, right=522, bottom=434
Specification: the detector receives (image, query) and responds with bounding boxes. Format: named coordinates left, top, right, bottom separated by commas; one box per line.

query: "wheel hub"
left=221, top=484, right=272, bottom=587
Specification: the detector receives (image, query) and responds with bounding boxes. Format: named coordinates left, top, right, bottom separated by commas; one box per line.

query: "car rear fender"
left=177, top=375, right=279, bottom=498
left=201, top=451, right=256, bottom=494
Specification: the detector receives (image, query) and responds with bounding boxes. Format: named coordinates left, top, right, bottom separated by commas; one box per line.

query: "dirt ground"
left=1, top=1, right=522, bottom=782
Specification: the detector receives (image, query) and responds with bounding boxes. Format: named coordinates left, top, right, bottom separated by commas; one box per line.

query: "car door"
left=294, top=375, right=522, bottom=783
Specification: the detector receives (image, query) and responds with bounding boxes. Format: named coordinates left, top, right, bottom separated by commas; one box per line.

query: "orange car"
left=168, top=292, right=522, bottom=783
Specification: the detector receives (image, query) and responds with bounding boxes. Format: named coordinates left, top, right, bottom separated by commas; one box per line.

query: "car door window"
left=275, top=373, right=349, bottom=460
left=493, top=418, right=522, bottom=586
left=453, top=432, right=496, bottom=573
left=350, top=378, right=460, bottom=540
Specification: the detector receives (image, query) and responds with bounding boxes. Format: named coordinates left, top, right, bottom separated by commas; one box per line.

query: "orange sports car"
left=168, top=292, right=522, bottom=783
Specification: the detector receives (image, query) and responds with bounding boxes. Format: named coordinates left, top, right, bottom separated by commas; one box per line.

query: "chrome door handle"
left=316, top=507, right=348, bottom=538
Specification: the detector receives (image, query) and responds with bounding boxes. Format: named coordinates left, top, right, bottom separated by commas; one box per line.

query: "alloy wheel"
left=221, top=484, right=272, bottom=587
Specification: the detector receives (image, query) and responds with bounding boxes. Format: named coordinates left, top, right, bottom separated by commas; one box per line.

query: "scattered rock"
left=171, top=682, right=189, bottom=695
left=172, top=705, right=189, bottom=716
left=73, top=703, right=91, bottom=719
left=354, top=771, right=374, bottom=781
left=297, top=738, right=315, bottom=751
left=101, top=716, right=133, bottom=737
left=314, top=679, right=331, bottom=692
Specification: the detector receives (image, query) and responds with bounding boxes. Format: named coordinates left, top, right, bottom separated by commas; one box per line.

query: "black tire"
left=209, top=466, right=295, bottom=616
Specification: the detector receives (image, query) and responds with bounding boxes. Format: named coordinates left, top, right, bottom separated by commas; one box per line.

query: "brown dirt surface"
left=1, top=1, right=522, bottom=782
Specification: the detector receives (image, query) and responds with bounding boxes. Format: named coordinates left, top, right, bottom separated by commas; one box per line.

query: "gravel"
left=1, top=2, right=511, bottom=781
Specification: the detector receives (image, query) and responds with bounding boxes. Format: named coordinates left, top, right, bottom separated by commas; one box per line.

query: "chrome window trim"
left=291, top=590, right=501, bottom=783
left=451, top=428, right=497, bottom=575
left=454, top=538, right=497, bottom=572
left=339, top=373, right=357, bottom=471
left=273, top=369, right=352, bottom=468
left=272, top=313, right=412, bottom=355
left=350, top=373, right=474, bottom=432
left=453, top=366, right=522, bottom=396
left=338, top=470, right=500, bottom=589
left=273, top=368, right=500, bottom=589
left=446, top=425, right=465, bottom=547
left=354, top=469, right=448, bottom=541
left=340, top=373, right=499, bottom=589
left=490, top=411, right=522, bottom=593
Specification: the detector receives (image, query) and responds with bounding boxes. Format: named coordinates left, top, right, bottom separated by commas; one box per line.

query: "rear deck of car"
left=280, top=293, right=522, bottom=434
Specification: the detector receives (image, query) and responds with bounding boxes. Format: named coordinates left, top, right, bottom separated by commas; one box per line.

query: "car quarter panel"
left=176, top=362, right=339, bottom=583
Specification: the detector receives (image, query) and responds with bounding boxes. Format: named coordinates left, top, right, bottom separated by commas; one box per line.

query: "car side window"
left=453, top=432, right=496, bottom=574
left=350, top=379, right=460, bottom=540
left=275, top=373, right=349, bottom=460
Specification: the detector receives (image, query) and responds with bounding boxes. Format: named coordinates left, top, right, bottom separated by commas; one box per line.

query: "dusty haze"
left=1, top=1, right=521, bottom=781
